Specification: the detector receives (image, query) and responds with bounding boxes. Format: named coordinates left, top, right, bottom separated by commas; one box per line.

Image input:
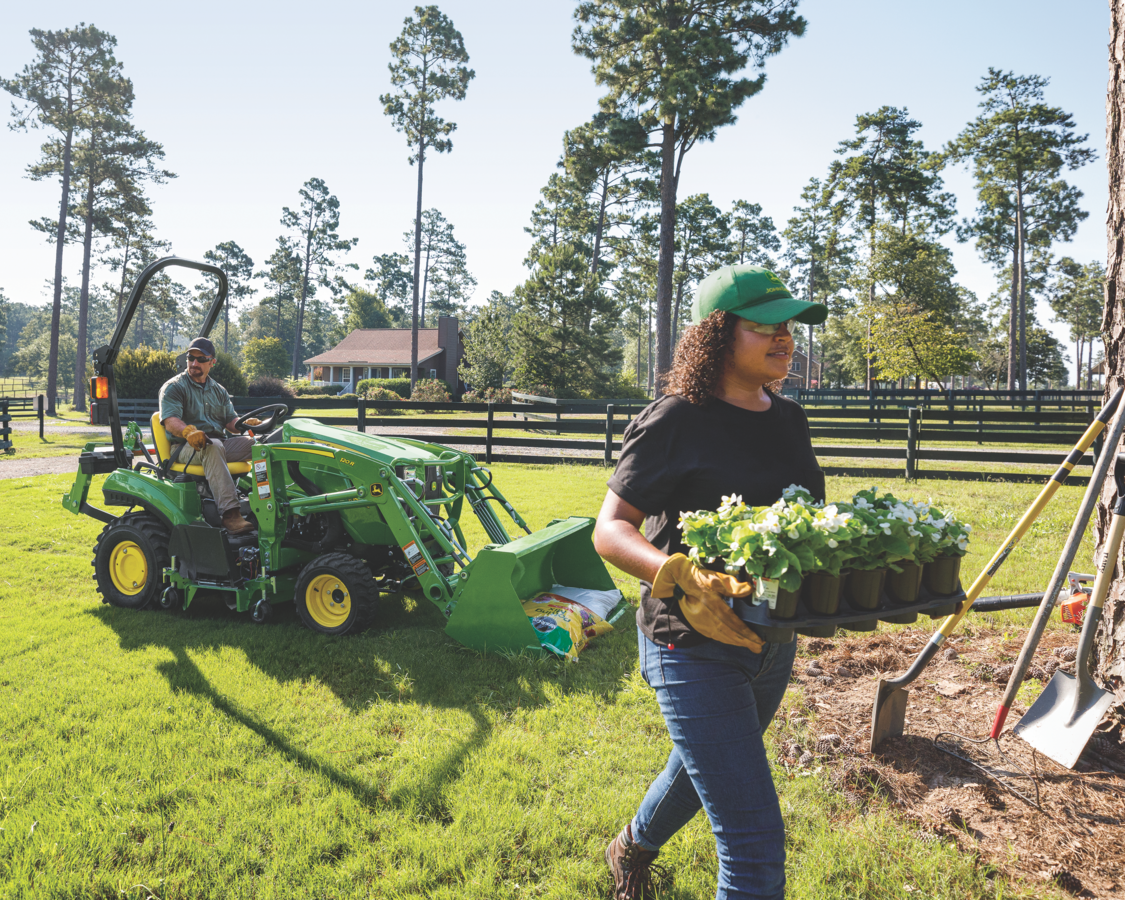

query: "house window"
left=341, top=367, right=351, bottom=383
left=429, top=368, right=437, bottom=379
left=791, top=360, right=802, bottom=373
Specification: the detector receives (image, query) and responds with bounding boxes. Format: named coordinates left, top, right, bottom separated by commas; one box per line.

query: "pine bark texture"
left=1095, top=0, right=1125, bottom=698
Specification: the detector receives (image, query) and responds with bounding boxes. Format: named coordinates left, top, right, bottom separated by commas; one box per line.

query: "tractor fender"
left=101, top=469, right=199, bottom=528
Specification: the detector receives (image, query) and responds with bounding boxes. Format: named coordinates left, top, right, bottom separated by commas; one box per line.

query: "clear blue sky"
left=0, top=0, right=1111, bottom=362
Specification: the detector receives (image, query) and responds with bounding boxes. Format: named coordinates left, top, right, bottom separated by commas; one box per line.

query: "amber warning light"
left=91, top=376, right=109, bottom=399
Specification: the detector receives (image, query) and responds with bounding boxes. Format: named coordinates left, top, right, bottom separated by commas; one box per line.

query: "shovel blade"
left=870, top=680, right=909, bottom=751
left=1013, top=671, right=1114, bottom=769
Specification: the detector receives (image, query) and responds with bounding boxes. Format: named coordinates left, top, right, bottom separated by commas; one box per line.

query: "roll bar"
left=89, top=256, right=229, bottom=468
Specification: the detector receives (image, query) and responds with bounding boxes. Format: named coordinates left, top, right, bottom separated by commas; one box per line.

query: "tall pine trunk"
left=410, top=142, right=425, bottom=390
left=73, top=166, right=95, bottom=411
left=47, top=125, right=75, bottom=416
left=1016, top=186, right=1028, bottom=390
left=1094, top=0, right=1125, bottom=703
left=1008, top=244, right=1019, bottom=390
left=655, top=118, right=677, bottom=395
left=290, top=232, right=313, bottom=378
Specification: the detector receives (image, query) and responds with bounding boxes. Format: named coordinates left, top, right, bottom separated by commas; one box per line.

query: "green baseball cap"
left=691, top=264, right=828, bottom=326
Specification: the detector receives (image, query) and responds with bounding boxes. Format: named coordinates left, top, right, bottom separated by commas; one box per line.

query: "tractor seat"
left=150, top=412, right=253, bottom=477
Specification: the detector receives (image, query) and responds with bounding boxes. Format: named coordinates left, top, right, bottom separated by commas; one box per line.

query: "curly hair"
left=661, top=311, right=785, bottom=404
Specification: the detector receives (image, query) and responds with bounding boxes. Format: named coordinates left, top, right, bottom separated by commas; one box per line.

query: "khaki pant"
left=174, top=436, right=253, bottom=515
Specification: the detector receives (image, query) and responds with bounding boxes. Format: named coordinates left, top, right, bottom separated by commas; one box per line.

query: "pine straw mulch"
left=777, top=626, right=1125, bottom=898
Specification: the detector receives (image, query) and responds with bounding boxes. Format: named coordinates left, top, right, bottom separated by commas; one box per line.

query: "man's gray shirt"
left=158, top=371, right=237, bottom=443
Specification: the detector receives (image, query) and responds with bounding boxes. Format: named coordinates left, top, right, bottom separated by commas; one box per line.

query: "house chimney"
left=437, top=316, right=460, bottom=386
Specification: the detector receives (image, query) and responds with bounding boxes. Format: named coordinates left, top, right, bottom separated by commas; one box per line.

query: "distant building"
left=782, top=348, right=822, bottom=389
left=303, top=316, right=463, bottom=391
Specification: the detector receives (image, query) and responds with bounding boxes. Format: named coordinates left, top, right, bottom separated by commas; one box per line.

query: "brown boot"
left=606, top=823, right=666, bottom=899
left=221, top=508, right=255, bottom=535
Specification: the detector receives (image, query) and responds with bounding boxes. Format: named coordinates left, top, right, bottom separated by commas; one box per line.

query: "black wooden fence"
left=0, top=395, right=47, bottom=445
left=108, top=395, right=1108, bottom=483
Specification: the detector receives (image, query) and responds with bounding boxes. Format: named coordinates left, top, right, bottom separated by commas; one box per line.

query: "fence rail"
left=101, top=395, right=1109, bottom=482
left=0, top=395, right=46, bottom=440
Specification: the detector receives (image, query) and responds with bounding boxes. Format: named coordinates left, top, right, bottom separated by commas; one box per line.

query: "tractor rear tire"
left=295, top=551, right=376, bottom=636
left=93, top=512, right=170, bottom=610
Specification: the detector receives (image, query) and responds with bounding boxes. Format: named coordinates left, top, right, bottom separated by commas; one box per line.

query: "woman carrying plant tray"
left=593, top=264, right=827, bottom=900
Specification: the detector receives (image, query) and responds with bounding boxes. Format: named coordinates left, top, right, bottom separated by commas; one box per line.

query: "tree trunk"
left=1095, top=0, right=1125, bottom=702
left=1007, top=243, right=1019, bottom=391
left=290, top=232, right=313, bottom=378
left=1078, top=336, right=1084, bottom=388
left=655, top=118, right=677, bottom=396
left=410, top=141, right=425, bottom=390
left=591, top=168, right=608, bottom=279
left=47, top=126, right=75, bottom=416
left=1016, top=186, right=1028, bottom=391
left=73, top=167, right=96, bottom=412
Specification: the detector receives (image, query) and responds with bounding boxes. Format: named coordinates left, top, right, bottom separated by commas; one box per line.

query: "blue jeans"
left=631, top=626, right=797, bottom=900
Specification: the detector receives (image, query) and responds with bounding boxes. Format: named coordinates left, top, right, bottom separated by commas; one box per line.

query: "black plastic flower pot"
left=886, top=562, right=923, bottom=604
left=802, top=572, right=841, bottom=615
left=769, top=582, right=801, bottom=620
left=843, top=568, right=885, bottom=610
left=923, top=555, right=962, bottom=596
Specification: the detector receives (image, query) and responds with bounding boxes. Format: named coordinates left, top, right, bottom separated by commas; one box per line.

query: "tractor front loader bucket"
left=445, top=516, right=624, bottom=654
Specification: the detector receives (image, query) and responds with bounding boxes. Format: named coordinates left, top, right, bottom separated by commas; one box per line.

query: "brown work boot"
left=606, top=823, right=666, bottom=899
left=221, top=508, right=255, bottom=534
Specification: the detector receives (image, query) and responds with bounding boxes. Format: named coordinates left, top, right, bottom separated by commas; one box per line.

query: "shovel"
left=870, top=387, right=1125, bottom=752
left=1012, top=457, right=1125, bottom=769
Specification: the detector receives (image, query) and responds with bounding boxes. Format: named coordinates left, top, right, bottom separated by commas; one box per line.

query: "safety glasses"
left=742, top=318, right=797, bottom=336
left=187, top=353, right=212, bottom=363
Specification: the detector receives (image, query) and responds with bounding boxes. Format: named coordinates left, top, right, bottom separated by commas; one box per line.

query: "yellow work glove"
left=181, top=424, right=209, bottom=451
left=651, top=554, right=764, bottom=653
left=243, top=418, right=262, bottom=428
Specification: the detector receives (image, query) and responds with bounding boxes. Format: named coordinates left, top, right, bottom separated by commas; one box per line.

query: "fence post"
left=38, top=393, right=44, bottom=439
left=604, top=404, right=614, bottom=467
left=486, top=402, right=494, bottom=465
left=357, top=397, right=366, bottom=434
left=1034, top=389, right=1041, bottom=423
left=947, top=387, right=954, bottom=427
left=905, top=407, right=920, bottom=480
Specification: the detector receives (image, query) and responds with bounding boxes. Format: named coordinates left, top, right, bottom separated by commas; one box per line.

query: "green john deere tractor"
left=64, top=256, right=624, bottom=652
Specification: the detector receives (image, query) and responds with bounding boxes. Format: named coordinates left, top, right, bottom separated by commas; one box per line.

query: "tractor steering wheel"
left=234, top=403, right=291, bottom=435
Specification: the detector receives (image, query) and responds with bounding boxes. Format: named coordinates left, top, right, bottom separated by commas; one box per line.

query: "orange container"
left=1060, top=590, right=1089, bottom=626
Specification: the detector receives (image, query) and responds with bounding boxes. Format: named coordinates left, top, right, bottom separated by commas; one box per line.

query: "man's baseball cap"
left=186, top=337, right=216, bottom=358
left=691, top=264, right=828, bottom=326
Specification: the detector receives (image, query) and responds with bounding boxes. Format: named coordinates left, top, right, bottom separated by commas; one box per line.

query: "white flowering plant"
left=679, top=486, right=872, bottom=592
left=929, top=505, right=972, bottom=557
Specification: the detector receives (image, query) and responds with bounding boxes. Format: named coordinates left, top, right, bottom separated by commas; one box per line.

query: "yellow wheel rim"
left=109, top=541, right=148, bottom=595
left=305, top=573, right=351, bottom=628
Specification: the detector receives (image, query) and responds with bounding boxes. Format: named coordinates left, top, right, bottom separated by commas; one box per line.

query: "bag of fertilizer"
left=522, top=592, right=614, bottom=660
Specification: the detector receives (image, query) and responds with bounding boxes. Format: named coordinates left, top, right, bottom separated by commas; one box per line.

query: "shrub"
left=293, top=383, right=341, bottom=396
left=210, top=348, right=247, bottom=397
left=248, top=376, right=296, bottom=398
left=356, top=377, right=411, bottom=398
left=114, top=346, right=178, bottom=399
left=603, top=375, right=650, bottom=401
left=362, top=386, right=404, bottom=414
left=512, top=383, right=556, bottom=399
left=462, top=386, right=512, bottom=404
left=410, top=379, right=452, bottom=403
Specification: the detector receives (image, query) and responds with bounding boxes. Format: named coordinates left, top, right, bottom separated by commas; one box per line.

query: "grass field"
left=0, top=467, right=1082, bottom=898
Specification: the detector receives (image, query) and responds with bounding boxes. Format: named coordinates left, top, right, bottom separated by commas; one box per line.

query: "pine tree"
left=945, top=70, right=1094, bottom=390
left=381, top=5, right=474, bottom=388
left=4, top=24, right=124, bottom=413
left=573, top=0, right=806, bottom=392
left=203, top=242, right=255, bottom=354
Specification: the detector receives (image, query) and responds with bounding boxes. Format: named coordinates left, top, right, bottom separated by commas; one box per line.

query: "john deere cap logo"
left=764, top=271, right=786, bottom=288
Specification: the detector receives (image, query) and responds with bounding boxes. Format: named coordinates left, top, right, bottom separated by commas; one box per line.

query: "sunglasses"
left=742, top=318, right=798, bottom=336
left=188, top=353, right=213, bottom=363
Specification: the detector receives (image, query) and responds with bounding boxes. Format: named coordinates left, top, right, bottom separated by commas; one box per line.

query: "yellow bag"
left=522, top=592, right=613, bottom=660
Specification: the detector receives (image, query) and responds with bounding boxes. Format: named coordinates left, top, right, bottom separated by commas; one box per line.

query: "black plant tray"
left=732, top=579, right=967, bottom=633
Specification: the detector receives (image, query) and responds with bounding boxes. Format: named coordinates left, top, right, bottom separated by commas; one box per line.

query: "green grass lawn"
left=1, top=430, right=106, bottom=462
left=0, top=467, right=1076, bottom=898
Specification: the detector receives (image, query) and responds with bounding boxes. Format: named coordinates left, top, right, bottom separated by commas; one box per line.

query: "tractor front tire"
left=295, top=552, right=376, bottom=636
left=93, top=512, right=170, bottom=610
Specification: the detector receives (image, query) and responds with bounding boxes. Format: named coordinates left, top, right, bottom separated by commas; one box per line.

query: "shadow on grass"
left=88, top=590, right=637, bottom=816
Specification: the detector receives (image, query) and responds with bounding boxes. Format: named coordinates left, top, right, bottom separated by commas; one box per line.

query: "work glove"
left=243, top=418, right=262, bottom=429
left=651, top=554, right=764, bottom=653
left=181, top=424, right=209, bottom=451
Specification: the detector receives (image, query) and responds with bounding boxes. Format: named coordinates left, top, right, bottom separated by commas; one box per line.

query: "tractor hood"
left=281, top=418, right=447, bottom=464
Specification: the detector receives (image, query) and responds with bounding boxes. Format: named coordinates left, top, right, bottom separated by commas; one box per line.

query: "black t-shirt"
left=607, top=392, right=825, bottom=647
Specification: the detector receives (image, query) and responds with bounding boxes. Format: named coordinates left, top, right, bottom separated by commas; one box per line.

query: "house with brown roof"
left=781, top=348, right=822, bottom=389
left=303, top=316, right=463, bottom=390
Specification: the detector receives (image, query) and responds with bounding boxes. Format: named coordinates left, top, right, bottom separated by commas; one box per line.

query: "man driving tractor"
left=158, top=337, right=260, bottom=535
